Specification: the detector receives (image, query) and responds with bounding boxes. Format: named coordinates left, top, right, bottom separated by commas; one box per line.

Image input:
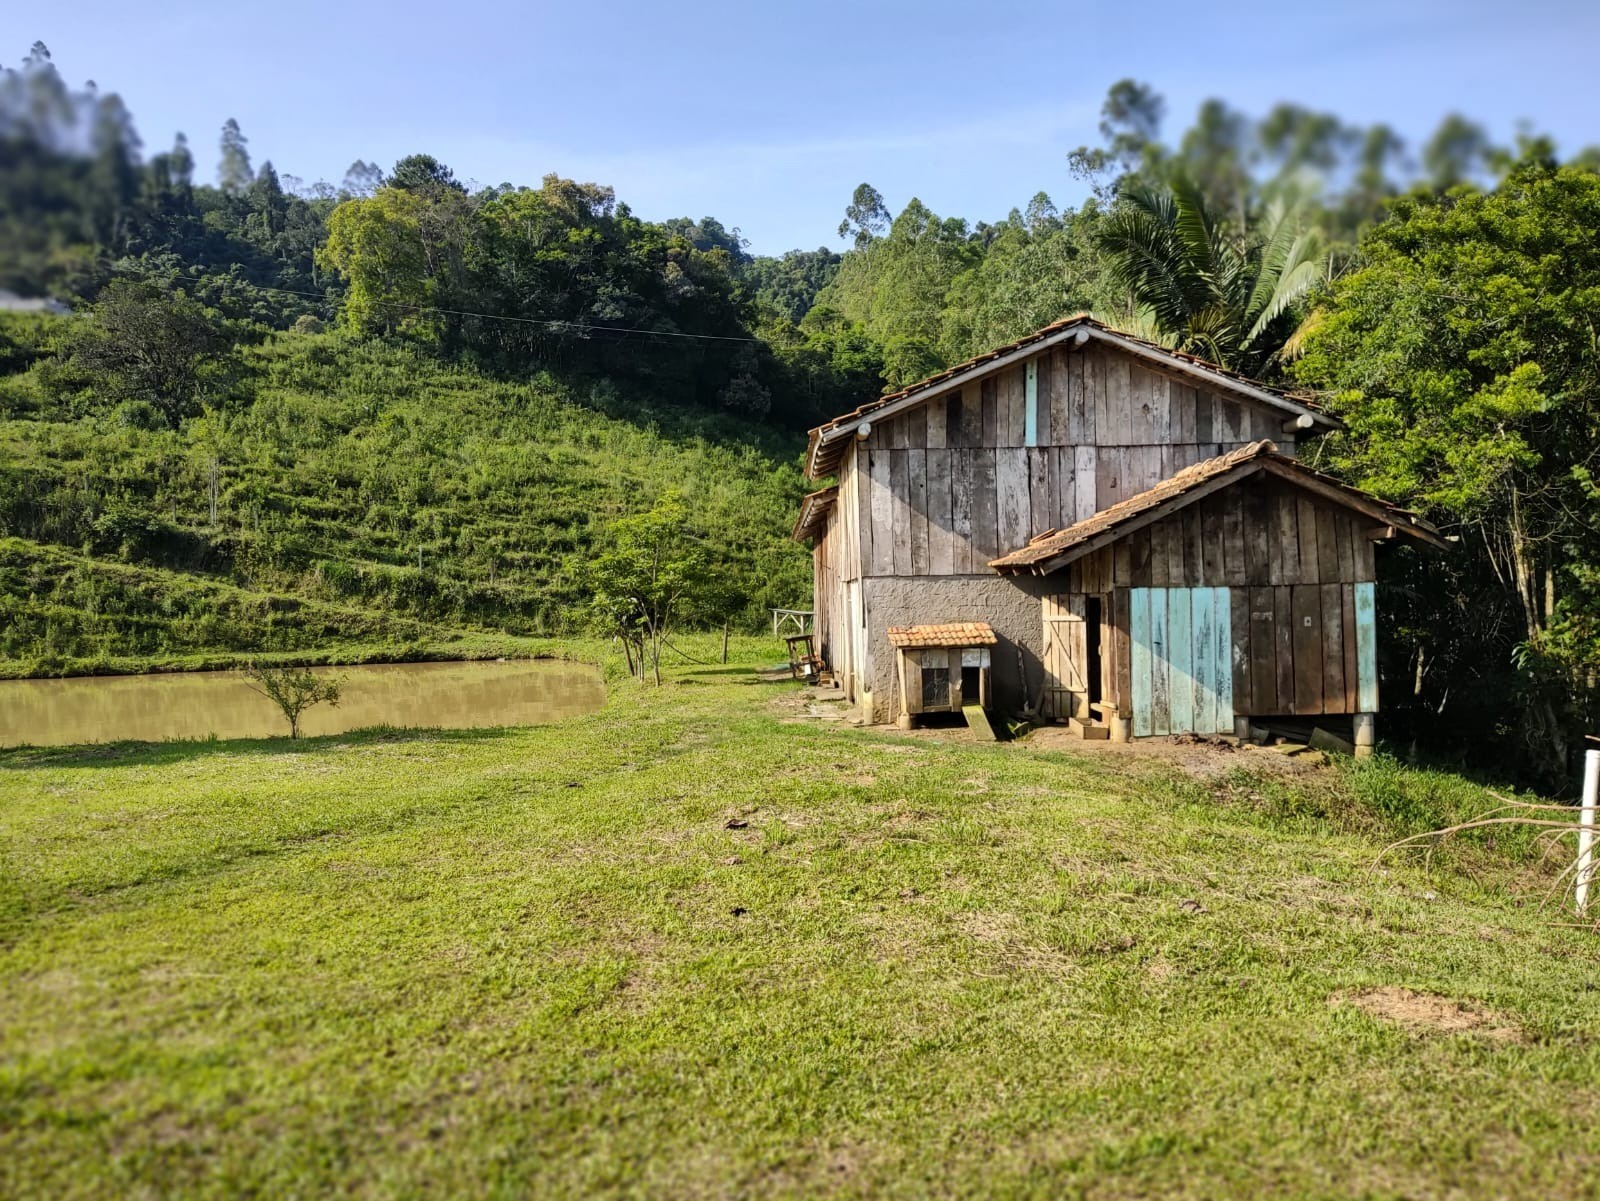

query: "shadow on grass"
left=0, top=723, right=522, bottom=771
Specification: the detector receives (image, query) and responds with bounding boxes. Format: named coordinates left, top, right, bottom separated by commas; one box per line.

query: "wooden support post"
left=1577, top=749, right=1598, bottom=915
left=1353, top=712, right=1376, bottom=758
left=1110, top=714, right=1131, bottom=743
left=1234, top=716, right=1252, bottom=741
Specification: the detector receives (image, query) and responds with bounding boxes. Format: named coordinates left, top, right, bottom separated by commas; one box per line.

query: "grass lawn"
left=2, top=642, right=1598, bottom=1198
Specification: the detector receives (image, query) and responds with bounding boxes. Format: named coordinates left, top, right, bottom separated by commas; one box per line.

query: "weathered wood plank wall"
left=853, top=343, right=1289, bottom=578
left=1037, top=476, right=1382, bottom=723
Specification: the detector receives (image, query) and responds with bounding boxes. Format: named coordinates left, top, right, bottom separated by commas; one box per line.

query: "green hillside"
left=0, top=327, right=812, bottom=671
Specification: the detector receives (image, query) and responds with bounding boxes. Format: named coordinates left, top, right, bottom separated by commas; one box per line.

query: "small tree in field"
left=587, top=492, right=711, bottom=685
left=242, top=662, right=342, bottom=738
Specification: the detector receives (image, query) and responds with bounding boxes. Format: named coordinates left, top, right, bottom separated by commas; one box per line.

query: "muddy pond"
left=0, top=659, right=605, bottom=748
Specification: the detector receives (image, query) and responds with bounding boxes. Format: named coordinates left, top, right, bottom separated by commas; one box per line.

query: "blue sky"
left=15, top=0, right=1599, bottom=254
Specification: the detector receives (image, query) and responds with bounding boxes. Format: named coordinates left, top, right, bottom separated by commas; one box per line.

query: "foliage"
left=587, top=492, right=711, bottom=684
left=240, top=660, right=341, bottom=738
left=1294, top=159, right=1600, bottom=782
left=58, top=280, right=237, bottom=425
left=1097, top=172, right=1332, bottom=374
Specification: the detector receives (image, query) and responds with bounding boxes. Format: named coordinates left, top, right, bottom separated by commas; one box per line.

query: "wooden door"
left=1129, top=587, right=1234, bottom=736
left=1041, top=593, right=1088, bottom=720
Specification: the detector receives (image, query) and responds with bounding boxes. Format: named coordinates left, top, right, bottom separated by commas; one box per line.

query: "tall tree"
left=217, top=117, right=252, bottom=194
left=1097, top=172, right=1330, bottom=375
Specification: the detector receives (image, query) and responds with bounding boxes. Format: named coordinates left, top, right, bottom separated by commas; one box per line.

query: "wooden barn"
left=793, top=315, right=1447, bottom=750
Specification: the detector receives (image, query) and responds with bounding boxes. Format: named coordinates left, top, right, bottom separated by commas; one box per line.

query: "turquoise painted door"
left=1130, top=588, right=1234, bottom=737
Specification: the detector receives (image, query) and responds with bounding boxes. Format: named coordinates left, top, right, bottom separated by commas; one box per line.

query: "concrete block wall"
left=860, top=574, right=1048, bottom=723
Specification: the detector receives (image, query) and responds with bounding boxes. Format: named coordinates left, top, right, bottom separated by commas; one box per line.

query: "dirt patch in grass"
left=1026, top=726, right=1329, bottom=779
left=1333, top=986, right=1525, bottom=1042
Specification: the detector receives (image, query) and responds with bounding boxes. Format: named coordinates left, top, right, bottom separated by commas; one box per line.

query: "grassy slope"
left=0, top=330, right=812, bottom=666
left=2, top=646, right=1596, bottom=1198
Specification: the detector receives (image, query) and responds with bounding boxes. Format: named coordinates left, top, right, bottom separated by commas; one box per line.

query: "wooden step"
left=1069, top=716, right=1110, bottom=741
left=1088, top=701, right=1117, bottom=718
left=962, top=704, right=997, bottom=741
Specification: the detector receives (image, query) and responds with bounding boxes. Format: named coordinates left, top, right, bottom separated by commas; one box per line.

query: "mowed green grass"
left=2, top=648, right=1598, bottom=1199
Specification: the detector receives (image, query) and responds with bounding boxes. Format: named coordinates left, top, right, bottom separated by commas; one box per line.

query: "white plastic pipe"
left=1577, top=749, right=1599, bottom=915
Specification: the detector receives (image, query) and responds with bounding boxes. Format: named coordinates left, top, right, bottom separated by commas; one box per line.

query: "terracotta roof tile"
left=886, top=622, right=998, bottom=649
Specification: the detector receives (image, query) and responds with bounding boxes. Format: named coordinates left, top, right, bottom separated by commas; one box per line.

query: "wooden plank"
left=906, top=405, right=927, bottom=450
left=1166, top=513, right=1187, bottom=587
left=1274, top=585, right=1296, bottom=713
left=927, top=449, right=952, bottom=575
left=1244, top=483, right=1271, bottom=586
left=1167, top=587, right=1194, bottom=733
left=1315, top=507, right=1341, bottom=585
left=1354, top=581, right=1378, bottom=711
left=951, top=451, right=974, bottom=573
left=1296, top=495, right=1321, bottom=582
left=1230, top=584, right=1251, bottom=717
left=1193, top=586, right=1216, bottom=735
left=1100, top=595, right=1116, bottom=707
left=1074, top=445, right=1097, bottom=519
left=1215, top=587, right=1234, bottom=733
left=1145, top=366, right=1171, bottom=447
left=1195, top=390, right=1214, bottom=443
left=980, top=377, right=999, bottom=448
left=1356, top=530, right=1376, bottom=582
left=1095, top=447, right=1120, bottom=511
left=1068, top=593, right=1089, bottom=717
left=1086, top=345, right=1105, bottom=448
left=1035, top=353, right=1053, bottom=446
left=1341, top=583, right=1359, bottom=713
left=1335, top=511, right=1356, bottom=581
left=1129, top=527, right=1153, bottom=588
left=1182, top=507, right=1203, bottom=587
left=1200, top=501, right=1224, bottom=585
left=1150, top=519, right=1171, bottom=588
left=1114, top=539, right=1133, bottom=587
left=869, top=449, right=893, bottom=575
left=1114, top=586, right=1133, bottom=719
left=1049, top=349, right=1072, bottom=445
left=1012, top=366, right=1030, bottom=447
left=1152, top=588, right=1177, bottom=738
left=963, top=704, right=997, bottom=740
left=996, top=448, right=1030, bottom=556
left=1222, top=497, right=1247, bottom=587
left=1218, top=398, right=1246, bottom=443
left=1291, top=584, right=1324, bottom=715
left=1172, top=381, right=1195, bottom=443
left=1024, top=359, right=1039, bottom=447
left=926, top=396, right=946, bottom=450
left=1055, top=447, right=1076, bottom=527
left=1131, top=588, right=1153, bottom=737
left=972, top=448, right=999, bottom=562
left=1320, top=582, right=1345, bottom=713
left=908, top=448, right=928, bottom=575
left=1028, top=448, right=1051, bottom=538
left=962, top=388, right=984, bottom=448
left=890, top=450, right=911, bottom=575
left=1273, top=488, right=1298, bottom=584
left=1250, top=585, right=1277, bottom=714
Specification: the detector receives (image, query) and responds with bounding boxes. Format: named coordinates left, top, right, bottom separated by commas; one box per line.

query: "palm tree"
left=1096, top=172, right=1331, bottom=377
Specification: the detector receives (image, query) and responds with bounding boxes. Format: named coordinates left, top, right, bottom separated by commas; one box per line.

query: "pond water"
left=0, top=659, right=605, bottom=748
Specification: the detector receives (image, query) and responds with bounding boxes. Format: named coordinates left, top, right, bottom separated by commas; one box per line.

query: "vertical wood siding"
left=1129, top=587, right=1235, bottom=736
left=851, top=342, right=1283, bottom=576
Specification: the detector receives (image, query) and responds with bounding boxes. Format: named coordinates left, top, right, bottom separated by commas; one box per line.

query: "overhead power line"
left=105, top=262, right=765, bottom=344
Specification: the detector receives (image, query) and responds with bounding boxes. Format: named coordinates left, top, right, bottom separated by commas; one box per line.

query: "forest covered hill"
left=4, top=42, right=1600, bottom=782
